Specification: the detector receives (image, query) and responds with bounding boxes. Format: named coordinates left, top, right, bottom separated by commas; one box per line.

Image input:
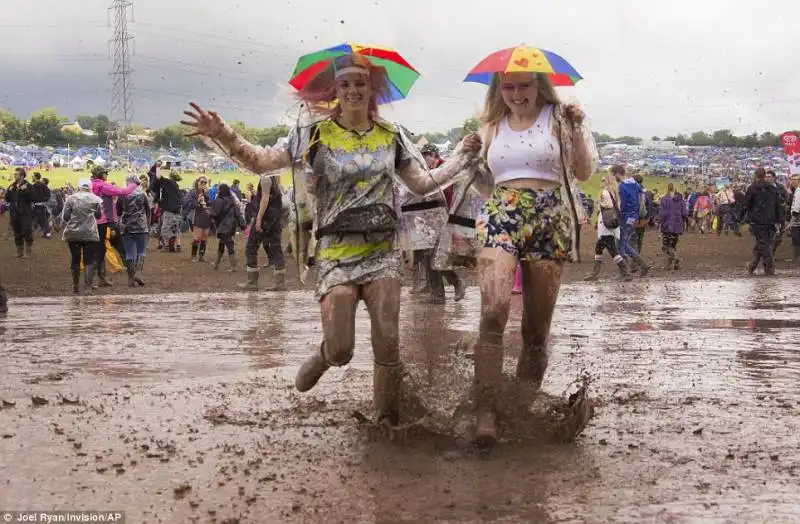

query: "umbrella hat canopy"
left=465, top=45, right=582, bottom=87
left=289, top=43, right=420, bottom=103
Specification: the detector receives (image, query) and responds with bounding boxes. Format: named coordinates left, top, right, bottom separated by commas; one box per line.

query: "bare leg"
left=474, top=247, right=518, bottom=446
left=295, top=285, right=359, bottom=392
left=362, top=278, right=402, bottom=425
left=517, top=260, right=563, bottom=389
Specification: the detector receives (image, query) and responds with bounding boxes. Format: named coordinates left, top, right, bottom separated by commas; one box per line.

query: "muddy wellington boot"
left=266, top=269, right=287, bottom=291
left=615, top=256, right=634, bottom=281
left=198, top=242, right=207, bottom=263
left=134, top=257, right=146, bottom=286
left=516, top=345, right=549, bottom=390
left=14, top=245, right=24, bottom=259
left=452, top=275, right=467, bottom=302
left=227, top=252, right=237, bottom=273
left=97, top=260, right=112, bottom=287
left=295, top=342, right=331, bottom=392
left=83, top=264, right=96, bottom=295
left=190, top=242, right=199, bottom=262
left=211, top=251, right=224, bottom=270
left=126, top=260, right=136, bottom=287
left=71, top=268, right=81, bottom=294
left=373, top=362, right=403, bottom=426
left=23, top=242, right=32, bottom=259
left=583, top=258, right=602, bottom=281
left=238, top=269, right=259, bottom=290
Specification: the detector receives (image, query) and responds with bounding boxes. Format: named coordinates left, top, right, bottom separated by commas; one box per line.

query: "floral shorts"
left=476, top=186, right=573, bottom=262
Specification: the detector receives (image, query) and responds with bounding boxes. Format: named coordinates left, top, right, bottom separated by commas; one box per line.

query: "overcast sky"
left=1, top=0, right=797, bottom=137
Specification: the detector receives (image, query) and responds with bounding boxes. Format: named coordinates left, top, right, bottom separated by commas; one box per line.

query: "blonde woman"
left=584, top=173, right=632, bottom=281
left=472, top=71, right=598, bottom=448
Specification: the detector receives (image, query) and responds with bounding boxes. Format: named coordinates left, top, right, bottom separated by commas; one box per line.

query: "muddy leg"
left=474, top=247, right=518, bottom=448
left=517, top=260, right=563, bottom=390
left=362, top=278, right=402, bottom=425
left=295, top=285, right=359, bottom=392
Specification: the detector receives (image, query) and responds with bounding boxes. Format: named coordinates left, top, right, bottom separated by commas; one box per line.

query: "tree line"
left=0, top=107, right=288, bottom=150
left=0, top=106, right=795, bottom=151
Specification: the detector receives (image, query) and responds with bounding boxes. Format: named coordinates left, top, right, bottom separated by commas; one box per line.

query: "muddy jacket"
left=740, top=180, right=784, bottom=226
left=61, top=191, right=102, bottom=242
left=91, top=178, right=136, bottom=225
left=118, top=188, right=150, bottom=235
left=659, top=192, right=687, bottom=235
left=6, top=181, right=34, bottom=218
left=210, top=196, right=246, bottom=235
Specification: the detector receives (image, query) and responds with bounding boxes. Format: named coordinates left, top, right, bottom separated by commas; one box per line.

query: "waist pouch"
left=316, top=203, right=397, bottom=240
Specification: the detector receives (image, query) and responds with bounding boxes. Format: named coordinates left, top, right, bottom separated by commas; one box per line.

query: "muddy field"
left=1, top=213, right=798, bottom=298
left=1, top=215, right=800, bottom=523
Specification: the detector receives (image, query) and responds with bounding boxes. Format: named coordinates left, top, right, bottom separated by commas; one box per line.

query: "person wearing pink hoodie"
left=90, top=166, right=137, bottom=288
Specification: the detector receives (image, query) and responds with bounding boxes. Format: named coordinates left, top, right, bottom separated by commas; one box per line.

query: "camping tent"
left=71, top=156, right=86, bottom=170
left=93, top=156, right=107, bottom=166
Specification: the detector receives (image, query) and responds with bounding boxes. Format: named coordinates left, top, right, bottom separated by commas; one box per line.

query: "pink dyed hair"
left=297, top=54, right=391, bottom=118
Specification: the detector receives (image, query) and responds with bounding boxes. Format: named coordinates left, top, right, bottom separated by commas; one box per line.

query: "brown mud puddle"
left=1, top=278, right=799, bottom=522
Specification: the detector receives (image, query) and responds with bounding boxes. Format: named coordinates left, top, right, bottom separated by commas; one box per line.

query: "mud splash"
left=1, top=278, right=800, bottom=522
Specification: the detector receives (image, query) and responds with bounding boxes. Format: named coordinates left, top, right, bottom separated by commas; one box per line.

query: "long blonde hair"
left=602, top=173, right=620, bottom=207
left=479, top=73, right=560, bottom=128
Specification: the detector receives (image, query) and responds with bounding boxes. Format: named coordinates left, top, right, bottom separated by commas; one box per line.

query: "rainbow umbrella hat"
left=464, top=45, right=582, bottom=87
left=289, top=43, right=420, bottom=103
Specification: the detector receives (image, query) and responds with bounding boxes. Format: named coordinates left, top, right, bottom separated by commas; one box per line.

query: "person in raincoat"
left=658, top=183, right=687, bottom=270
left=181, top=53, right=482, bottom=427
left=61, top=179, right=103, bottom=294
left=117, top=173, right=151, bottom=287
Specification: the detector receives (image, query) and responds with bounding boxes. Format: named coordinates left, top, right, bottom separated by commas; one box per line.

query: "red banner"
left=780, top=131, right=799, bottom=156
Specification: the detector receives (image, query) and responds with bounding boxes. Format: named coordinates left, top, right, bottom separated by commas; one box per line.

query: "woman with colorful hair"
left=182, top=54, right=482, bottom=426
left=471, top=71, right=598, bottom=448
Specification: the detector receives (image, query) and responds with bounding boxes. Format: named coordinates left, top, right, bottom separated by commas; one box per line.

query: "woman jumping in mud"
left=472, top=71, right=597, bottom=448
left=181, top=54, right=481, bottom=426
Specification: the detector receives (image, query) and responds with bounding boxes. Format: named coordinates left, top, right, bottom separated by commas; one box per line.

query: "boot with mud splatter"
left=516, top=344, right=548, bottom=390
left=583, top=257, right=602, bottom=281
left=96, top=260, right=112, bottom=288
left=198, top=241, right=207, bottom=263
left=473, top=341, right=503, bottom=451
left=211, top=251, right=224, bottom=270
left=126, top=260, right=136, bottom=287
left=227, top=252, right=237, bottom=273
left=265, top=268, right=287, bottom=291
left=134, top=256, right=146, bottom=286
left=237, top=268, right=259, bottom=290
left=71, top=267, right=81, bottom=294
left=13, top=244, right=24, bottom=259
left=83, top=264, right=96, bottom=295
left=295, top=342, right=331, bottom=392
left=615, top=256, right=634, bottom=281
left=190, top=241, right=199, bottom=262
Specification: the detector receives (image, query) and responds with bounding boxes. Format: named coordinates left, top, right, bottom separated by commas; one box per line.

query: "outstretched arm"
left=181, top=102, right=291, bottom=175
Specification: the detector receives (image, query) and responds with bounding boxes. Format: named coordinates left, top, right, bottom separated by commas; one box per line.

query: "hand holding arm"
left=397, top=134, right=482, bottom=197
left=563, top=104, right=598, bottom=182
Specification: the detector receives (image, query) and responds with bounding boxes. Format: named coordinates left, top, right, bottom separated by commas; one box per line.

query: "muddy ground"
left=1, top=215, right=800, bottom=523
left=1, top=214, right=798, bottom=298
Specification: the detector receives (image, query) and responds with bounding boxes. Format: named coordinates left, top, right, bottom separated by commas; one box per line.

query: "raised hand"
left=181, top=102, right=225, bottom=138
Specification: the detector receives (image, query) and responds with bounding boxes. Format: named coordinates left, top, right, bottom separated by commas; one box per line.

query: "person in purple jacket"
left=90, top=166, right=137, bottom=287
left=658, top=183, right=688, bottom=270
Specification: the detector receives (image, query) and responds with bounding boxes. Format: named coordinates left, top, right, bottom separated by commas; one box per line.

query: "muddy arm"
left=205, top=123, right=292, bottom=176
left=397, top=141, right=479, bottom=198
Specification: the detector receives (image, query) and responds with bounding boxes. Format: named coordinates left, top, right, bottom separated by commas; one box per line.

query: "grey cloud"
left=0, top=0, right=797, bottom=137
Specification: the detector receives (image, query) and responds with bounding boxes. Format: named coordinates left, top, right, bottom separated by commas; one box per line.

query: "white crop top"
left=486, top=104, right=562, bottom=185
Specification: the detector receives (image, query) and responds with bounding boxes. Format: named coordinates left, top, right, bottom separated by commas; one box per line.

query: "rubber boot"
left=516, top=344, right=549, bottom=390
left=126, top=260, right=136, bottom=287
left=512, top=263, right=523, bottom=294
left=83, top=264, right=96, bottom=295
left=295, top=342, right=331, bottom=392
left=71, top=268, right=81, bottom=294
left=227, top=252, right=237, bottom=272
left=14, top=244, right=24, bottom=259
left=373, top=362, right=402, bottom=426
left=615, top=256, right=634, bottom=281
left=266, top=269, right=287, bottom=291
left=198, top=241, right=207, bottom=263
left=473, top=341, right=503, bottom=450
left=134, top=256, right=146, bottom=286
left=238, top=269, right=259, bottom=290
left=23, top=242, right=32, bottom=259
left=583, top=258, right=602, bottom=281
left=190, top=242, right=198, bottom=262
left=97, top=260, right=112, bottom=287
left=452, top=274, right=466, bottom=302
left=211, top=251, right=224, bottom=270
left=663, top=247, right=675, bottom=271
left=0, top=285, right=7, bottom=315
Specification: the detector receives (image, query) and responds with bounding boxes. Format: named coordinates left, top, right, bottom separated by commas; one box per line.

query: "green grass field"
left=2, top=166, right=684, bottom=198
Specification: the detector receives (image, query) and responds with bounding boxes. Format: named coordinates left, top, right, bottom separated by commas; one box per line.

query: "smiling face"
left=499, top=72, right=539, bottom=118
left=335, top=70, right=371, bottom=116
